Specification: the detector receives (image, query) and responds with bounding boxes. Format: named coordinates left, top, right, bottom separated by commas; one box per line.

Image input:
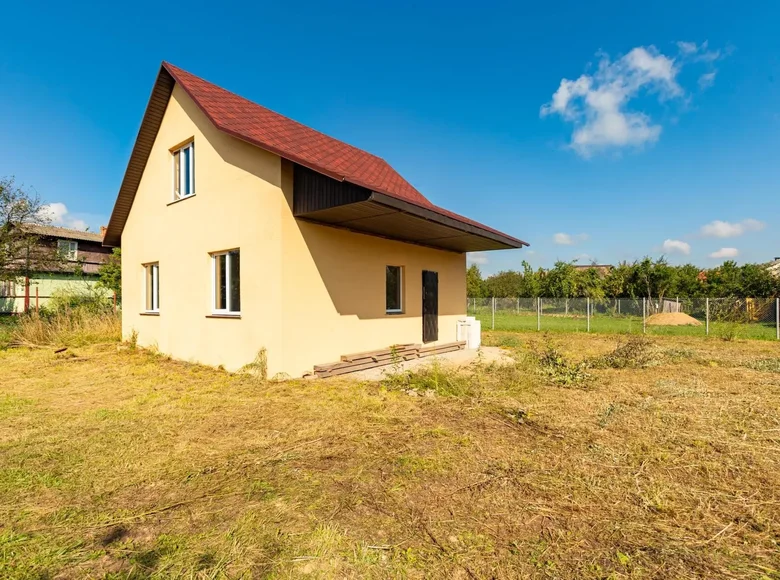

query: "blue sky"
left=1, top=0, right=778, bottom=274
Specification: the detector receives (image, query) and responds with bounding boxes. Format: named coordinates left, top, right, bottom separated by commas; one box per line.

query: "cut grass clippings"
left=0, top=331, right=779, bottom=578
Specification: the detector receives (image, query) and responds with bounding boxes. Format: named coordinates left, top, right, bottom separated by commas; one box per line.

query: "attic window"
left=58, top=240, right=78, bottom=260
left=172, top=141, right=195, bottom=200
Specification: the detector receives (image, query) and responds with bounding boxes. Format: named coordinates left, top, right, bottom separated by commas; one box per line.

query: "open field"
left=473, top=311, right=779, bottom=341
left=1, top=332, right=780, bottom=578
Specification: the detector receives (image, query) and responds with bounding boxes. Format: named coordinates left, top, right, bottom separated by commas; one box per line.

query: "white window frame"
left=58, top=239, right=78, bottom=260
left=172, top=140, right=195, bottom=200
left=386, top=265, right=404, bottom=314
left=144, top=263, right=160, bottom=313
left=211, top=249, right=240, bottom=315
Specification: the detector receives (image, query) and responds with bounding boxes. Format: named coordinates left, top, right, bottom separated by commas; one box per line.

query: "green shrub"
left=49, top=286, right=113, bottom=315
left=535, top=344, right=590, bottom=387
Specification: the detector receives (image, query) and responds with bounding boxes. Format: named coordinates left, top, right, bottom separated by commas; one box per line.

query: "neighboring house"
left=103, top=62, right=527, bottom=377
left=766, top=258, right=780, bottom=277
left=0, top=225, right=112, bottom=313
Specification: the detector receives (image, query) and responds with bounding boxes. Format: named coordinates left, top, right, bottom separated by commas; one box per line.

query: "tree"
left=483, top=270, right=523, bottom=297
left=518, top=261, right=541, bottom=297
left=97, top=248, right=122, bottom=299
left=671, top=264, right=704, bottom=298
left=706, top=260, right=742, bottom=297
left=603, top=262, right=631, bottom=300
left=632, top=257, right=675, bottom=305
left=543, top=261, right=577, bottom=299
left=0, top=177, right=57, bottom=283
left=739, top=263, right=777, bottom=297
left=576, top=267, right=606, bottom=301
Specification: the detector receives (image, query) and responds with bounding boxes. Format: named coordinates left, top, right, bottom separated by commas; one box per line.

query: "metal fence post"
left=516, top=297, right=520, bottom=314
left=642, top=297, right=646, bottom=334
left=706, top=297, right=710, bottom=336
left=491, top=296, right=495, bottom=330
left=587, top=297, right=590, bottom=332
left=776, top=297, right=779, bottom=341
left=537, top=297, right=541, bottom=331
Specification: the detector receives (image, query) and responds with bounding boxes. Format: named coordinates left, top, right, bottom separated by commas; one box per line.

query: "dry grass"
left=10, top=308, right=121, bottom=348
left=1, top=331, right=779, bottom=579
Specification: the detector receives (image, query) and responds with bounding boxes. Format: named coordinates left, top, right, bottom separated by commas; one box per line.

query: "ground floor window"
left=386, top=265, right=403, bottom=313
left=212, top=249, right=240, bottom=314
left=144, top=263, right=159, bottom=312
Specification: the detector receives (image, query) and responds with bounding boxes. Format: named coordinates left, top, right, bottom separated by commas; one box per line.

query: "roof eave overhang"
left=369, top=192, right=528, bottom=250
left=295, top=191, right=528, bottom=252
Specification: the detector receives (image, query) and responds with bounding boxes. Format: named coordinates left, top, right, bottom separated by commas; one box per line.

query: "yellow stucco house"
left=104, top=62, right=526, bottom=377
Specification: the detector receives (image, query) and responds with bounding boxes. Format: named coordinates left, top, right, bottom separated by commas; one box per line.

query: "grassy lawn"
left=1, top=333, right=779, bottom=578
left=472, top=311, right=779, bottom=341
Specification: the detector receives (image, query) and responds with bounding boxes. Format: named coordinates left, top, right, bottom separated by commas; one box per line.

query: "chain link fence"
left=468, top=297, right=780, bottom=340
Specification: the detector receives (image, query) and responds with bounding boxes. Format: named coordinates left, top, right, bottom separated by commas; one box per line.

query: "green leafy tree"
left=706, top=260, right=742, bottom=297
left=483, top=270, right=523, bottom=297
left=97, top=248, right=122, bottom=299
left=738, top=263, right=777, bottom=297
left=632, top=257, right=676, bottom=304
left=576, top=267, right=606, bottom=301
left=518, top=260, right=541, bottom=297
left=603, top=262, right=632, bottom=299
left=543, top=261, right=577, bottom=298
left=671, top=264, right=704, bottom=298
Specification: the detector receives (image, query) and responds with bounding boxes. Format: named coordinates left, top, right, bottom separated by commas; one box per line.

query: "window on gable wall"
left=144, top=263, right=159, bottom=312
left=212, top=250, right=240, bottom=314
left=58, top=240, right=78, bottom=260
left=172, top=141, right=195, bottom=200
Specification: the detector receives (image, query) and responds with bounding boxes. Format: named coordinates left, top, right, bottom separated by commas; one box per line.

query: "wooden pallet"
left=315, top=341, right=466, bottom=378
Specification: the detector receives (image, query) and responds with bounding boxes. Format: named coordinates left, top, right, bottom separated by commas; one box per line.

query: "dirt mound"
left=646, top=312, right=702, bottom=326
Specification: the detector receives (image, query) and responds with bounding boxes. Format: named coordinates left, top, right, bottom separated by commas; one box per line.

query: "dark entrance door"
left=422, top=270, right=439, bottom=343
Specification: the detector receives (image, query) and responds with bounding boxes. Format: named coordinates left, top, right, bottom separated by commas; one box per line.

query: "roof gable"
left=164, top=63, right=430, bottom=208
left=104, top=62, right=527, bottom=249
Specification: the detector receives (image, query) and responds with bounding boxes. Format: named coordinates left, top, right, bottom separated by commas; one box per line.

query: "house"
left=103, top=62, right=527, bottom=377
left=766, top=258, right=780, bottom=277
left=0, top=225, right=113, bottom=313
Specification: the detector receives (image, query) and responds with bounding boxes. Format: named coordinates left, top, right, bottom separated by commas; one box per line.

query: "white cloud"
left=467, top=252, right=488, bottom=265
left=677, top=40, right=721, bottom=63
left=698, top=71, right=717, bottom=89
left=662, top=239, right=691, bottom=255
left=39, top=202, right=89, bottom=231
left=709, top=247, right=739, bottom=259
left=700, top=218, right=765, bottom=238
left=676, top=41, right=699, bottom=55
left=553, top=232, right=589, bottom=245
left=541, top=42, right=722, bottom=156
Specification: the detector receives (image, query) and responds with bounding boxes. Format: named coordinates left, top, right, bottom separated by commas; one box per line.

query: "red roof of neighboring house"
left=163, top=63, right=525, bottom=244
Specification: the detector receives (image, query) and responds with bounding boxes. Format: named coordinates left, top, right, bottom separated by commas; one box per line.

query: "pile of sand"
left=646, top=312, right=702, bottom=326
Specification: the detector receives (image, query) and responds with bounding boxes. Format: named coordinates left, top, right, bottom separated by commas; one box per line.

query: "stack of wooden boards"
left=314, top=341, right=467, bottom=378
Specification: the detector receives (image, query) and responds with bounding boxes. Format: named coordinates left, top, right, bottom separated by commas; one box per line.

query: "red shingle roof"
left=164, top=62, right=430, bottom=207
left=163, top=62, right=526, bottom=245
